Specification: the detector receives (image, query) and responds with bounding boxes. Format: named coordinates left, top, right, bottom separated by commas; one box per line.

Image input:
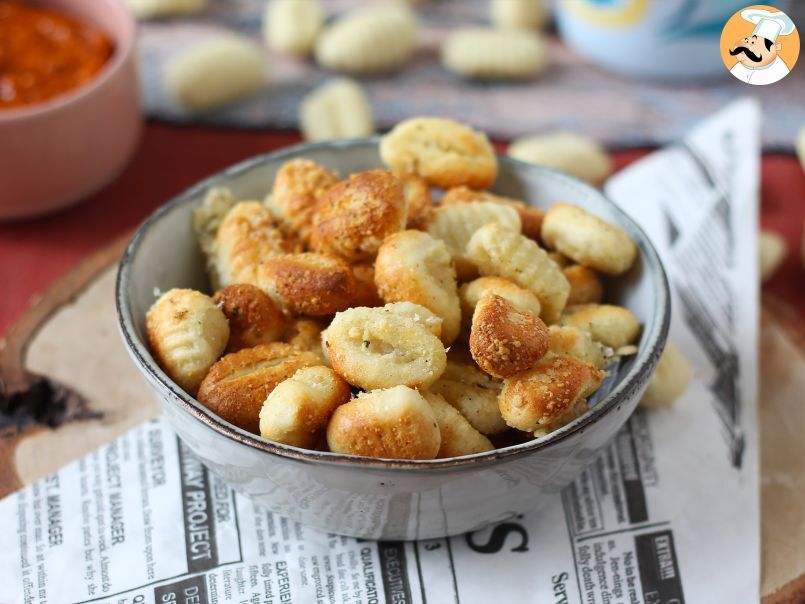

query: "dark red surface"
left=0, top=123, right=803, bottom=337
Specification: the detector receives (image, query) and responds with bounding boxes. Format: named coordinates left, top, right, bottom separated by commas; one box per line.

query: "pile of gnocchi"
left=145, top=117, right=641, bottom=461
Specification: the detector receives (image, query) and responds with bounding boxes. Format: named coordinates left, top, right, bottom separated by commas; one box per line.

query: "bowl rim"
left=116, top=137, right=671, bottom=471
left=0, top=0, right=137, bottom=123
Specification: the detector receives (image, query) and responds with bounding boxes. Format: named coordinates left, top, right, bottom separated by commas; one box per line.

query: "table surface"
left=0, top=122, right=803, bottom=337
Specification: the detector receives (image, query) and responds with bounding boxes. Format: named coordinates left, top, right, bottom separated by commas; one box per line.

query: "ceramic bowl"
left=116, top=139, right=670, bottom=540
left=0, top=0, right=141, bottom=220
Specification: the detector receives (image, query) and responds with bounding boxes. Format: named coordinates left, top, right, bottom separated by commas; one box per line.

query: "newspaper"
left=0, top=99, right=760, bottom=604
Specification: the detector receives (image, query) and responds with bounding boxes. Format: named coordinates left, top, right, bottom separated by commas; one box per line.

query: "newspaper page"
left=0, top=99, right=760, bottom=604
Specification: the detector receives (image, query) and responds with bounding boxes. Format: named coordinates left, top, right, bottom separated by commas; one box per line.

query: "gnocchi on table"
left=145, top=116, right=656, bottom=461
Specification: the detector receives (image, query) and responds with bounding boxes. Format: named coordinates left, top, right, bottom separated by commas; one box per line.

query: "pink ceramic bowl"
left=0, top=0, right=141, bottom=220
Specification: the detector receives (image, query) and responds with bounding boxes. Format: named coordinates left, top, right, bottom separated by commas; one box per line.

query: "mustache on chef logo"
left=729, top=46, right=763, bottom=62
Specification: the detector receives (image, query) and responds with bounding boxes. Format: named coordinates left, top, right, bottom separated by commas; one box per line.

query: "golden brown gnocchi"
left=400, top=172, right=434, bottom=230
left=310, top=169, right=407, bottom=261
left=152, top=116, right=647, bottom=460
left=349, top=262, right=383, bottom=308
left=322, top=306, right=447, bottom=390
left=470, top=294, right=550, bottom=378
left=541, top=203, right=637, bottom=275
left=259, top=366, right=351, bottom=448
left=258, top=252, right=356, bottom=316
left=421, top=391, right=494, bottom=458
left=326, top=386, right=441, bottom=460
left=499, top=353, right=604, bottom=434
left=213, top=284, right=286, bottom=353
left=267, top=158, right=338, bottom=242
left=215, top=201, right=290, bottom=288
left=284, top=318, right=328, bottom=360
left=146, top=288, right=230, bottom=396
left=193, top=187, right=236, bottom=281
left=441, top=186, right=544, bottom=241
left=374, top=230, right=461, bottom=344
left=383, top=302, right=443, bottom=339
left=426, top=201, right=521, bottom=281
left=466, top=222, right=570, bottom=322
left=459, top=276, right=542, bottom=323
left=197, top=343, right=320, bottom=434
left=429, top=356, right=508, bottom=435
left=380, top=117, right=498, bottom=190
left=548, top=325, right=606, bottom=369
left=564, top=264, right=605, bottom=305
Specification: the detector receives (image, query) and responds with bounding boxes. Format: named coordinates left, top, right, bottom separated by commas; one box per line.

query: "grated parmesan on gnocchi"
left=148, top=116, right=650, bottom=461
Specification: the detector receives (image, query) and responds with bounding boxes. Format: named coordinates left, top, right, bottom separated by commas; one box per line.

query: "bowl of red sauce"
left=0, top=0, right=141, bottom=220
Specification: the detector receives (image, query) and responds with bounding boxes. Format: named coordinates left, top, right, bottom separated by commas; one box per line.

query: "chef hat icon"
left=741, top=8, right=796, bottom=43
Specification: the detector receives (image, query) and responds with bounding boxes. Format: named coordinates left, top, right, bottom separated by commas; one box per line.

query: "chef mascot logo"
left=721, top=5, right=799, bottom=85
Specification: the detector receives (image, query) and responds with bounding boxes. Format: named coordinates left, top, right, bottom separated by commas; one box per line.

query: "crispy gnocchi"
left=284, top=317, right=328, bottom=360
left=327, top=386, right=441, bottom=459
left=310, top=169, right=407, bottom=261
left=213, top=284, right=286, bottom=353
left=267, top=158, right=338, bottom=242
left=215, top=201, right=290, bottom=288
left=430, top=355, right=508, bottom=435
left=564, top=264, right=605, bottom=305
left=148, top=116, right=650, bottom=461
left=380, top=117, right=498, bottom=190
left=401, top=173, right=434, bottom=230
left=259, top=252, right=356, bottom=316
left=500, top=354, right=604, bottom=434
left=442, top=28, right=548, bottom=80
left=146, top=289, right=229, bottom=395
left=441, top=186, right=544, bottom=241
left=470, top=294, right=550, bottom=378
left=193, top=187, right=236, bottom=279
left=466, top=222, right=570, bottom=322
left=548, top=325, right=606, bottom=369
left=374, top=230, right=461, bottom=344
left=197, top=343, right=319, bottom=434
left=426, top=201, right=521, bottom=281
left=349, top=262, right=383, bottom=308
left=259, top=366, right=350, bottom=448
left=322, top=306, right=447, bottom=390
left=383, top=302, right=443, bottom=339
left=541, top=203, right=637, bottom=275
left=422, top=391, right=494, bottom=458
left=459, top=276, right=542, bottom=320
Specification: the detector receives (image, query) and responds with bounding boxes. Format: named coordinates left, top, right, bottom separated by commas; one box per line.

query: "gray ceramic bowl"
left=116, top=138, right=670, bottom=540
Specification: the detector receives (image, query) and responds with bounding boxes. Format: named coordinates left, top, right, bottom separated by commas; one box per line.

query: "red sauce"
left=0, top=1, right=114, bottom=109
